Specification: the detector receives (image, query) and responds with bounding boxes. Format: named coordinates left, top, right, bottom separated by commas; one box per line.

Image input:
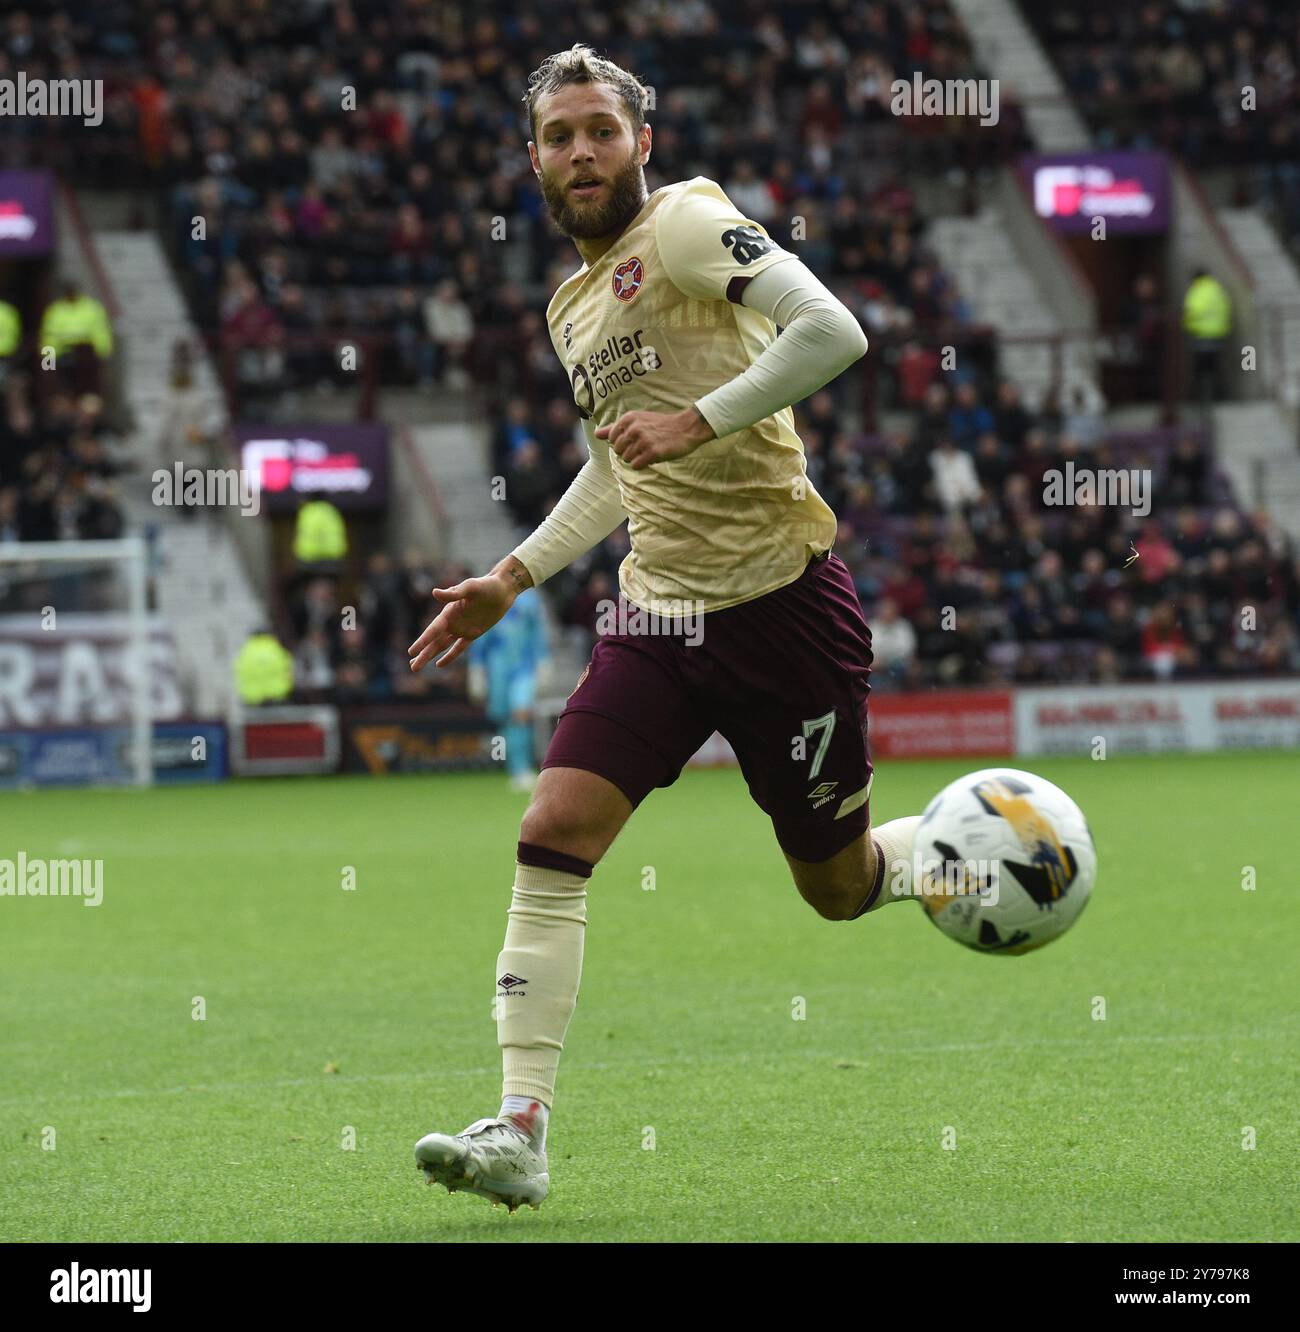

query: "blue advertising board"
left=0, top=721, right=227, bottom=788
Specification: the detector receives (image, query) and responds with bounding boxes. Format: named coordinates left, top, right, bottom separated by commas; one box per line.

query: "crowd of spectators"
left=0, top=1, right=1023, bottom=405
left=277, top=552, right=475, bottom=705
left=4, top=0, right=1297, bottom=695
left=497, top=375, right=1300, bottom=687
left=1025, top=1, right=1300, bottom=260
left=0, top=373, right=127, bottom=545
left=1026, top=0, right=1300, bottom=168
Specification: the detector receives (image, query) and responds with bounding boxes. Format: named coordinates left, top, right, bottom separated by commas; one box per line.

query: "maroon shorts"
left=542, top=553, right=874, bottom=862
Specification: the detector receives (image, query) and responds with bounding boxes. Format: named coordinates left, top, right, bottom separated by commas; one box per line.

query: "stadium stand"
left=1024, top=0, right=1300, bottom=267
left=499, top=382, right=1299, bottom=686
left=0, top=0, right=1297, bottom=731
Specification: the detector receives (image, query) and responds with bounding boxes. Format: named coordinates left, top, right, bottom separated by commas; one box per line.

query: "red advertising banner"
left=868, top=689, right=1014, bottom=759
left=230, top=706, right=340, bottom=775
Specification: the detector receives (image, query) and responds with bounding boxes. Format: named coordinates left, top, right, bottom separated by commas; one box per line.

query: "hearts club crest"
left=612, top=257, right=644, bottom=302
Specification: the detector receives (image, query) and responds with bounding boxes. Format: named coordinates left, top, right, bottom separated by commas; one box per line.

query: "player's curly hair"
left=523, top=44, right=650, bottom=143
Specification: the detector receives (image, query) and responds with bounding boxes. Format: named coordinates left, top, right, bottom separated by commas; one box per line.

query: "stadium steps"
left=946, top=0, right=1090, bottom=151
left=407, top=419, right=587, bottom=696
left=151, top=522, right=267, bottom=717
left=928, top=209, right=1098, bottom=407
left=87, top=229, right=269, bottom=716
left=1211, top=401, right=1300, bottom=539
left=405, top=421, right=519, bottom=571
left=91, top=233, right=229, bottom=457
left=1207, top=211, right=1300, bottom=538
left=1217, top=210, right=1300, bottom=409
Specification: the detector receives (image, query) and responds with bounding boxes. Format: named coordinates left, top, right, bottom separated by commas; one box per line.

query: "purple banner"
left=1020, top=152, right=1170, bottom=235
left=0, top=169, right=54, bottom=256
left=233, top=422, right=389, bottom=513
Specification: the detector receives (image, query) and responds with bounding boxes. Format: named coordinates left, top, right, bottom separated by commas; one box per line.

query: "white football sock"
left=870, top=815, right=925, bottom=909
left=496, top=854, right=588, bottom=1116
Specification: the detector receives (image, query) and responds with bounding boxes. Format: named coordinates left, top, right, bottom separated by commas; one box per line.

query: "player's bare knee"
left=519, top=793, right=608, bottom=864
left=519, top=796, right=575, bottom=853
left=518, top=768, right=633, bottom=867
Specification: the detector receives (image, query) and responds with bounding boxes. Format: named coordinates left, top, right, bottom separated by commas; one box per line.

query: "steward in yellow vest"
left=1182, top=271, right=1231, bottom=341
left=39, top=281, right=114, bottom=358
left=234, top=631, right=295, bottom=705
left=293, top=499, right=348, bottom=563
left=0, top=300, right=21, bottom=357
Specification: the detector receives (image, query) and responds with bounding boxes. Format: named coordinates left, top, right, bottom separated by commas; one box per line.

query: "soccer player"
left=409, top=45, right=925, bottom=1211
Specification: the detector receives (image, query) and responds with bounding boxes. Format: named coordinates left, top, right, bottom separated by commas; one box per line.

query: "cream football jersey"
left=545, top=175, right=837, bottom=613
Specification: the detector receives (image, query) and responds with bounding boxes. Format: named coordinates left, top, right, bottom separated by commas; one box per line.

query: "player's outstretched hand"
left=408, top=573, right=516, bottom=672
left=596, top=406, right=715, bottom=469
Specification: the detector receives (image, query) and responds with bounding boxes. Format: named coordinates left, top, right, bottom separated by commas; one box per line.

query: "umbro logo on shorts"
left=808, top=781, right=838, bottom=809
left=498, top=973, right=528, bottom=990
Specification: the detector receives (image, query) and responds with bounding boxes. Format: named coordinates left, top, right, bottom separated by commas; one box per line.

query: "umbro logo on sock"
left=498, top=973, right=528, bottom=990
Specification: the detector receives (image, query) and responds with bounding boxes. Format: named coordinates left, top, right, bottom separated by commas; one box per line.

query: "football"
left=911, top=768, right=1097, bottom=955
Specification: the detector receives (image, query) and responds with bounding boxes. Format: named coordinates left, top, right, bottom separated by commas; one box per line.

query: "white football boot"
left=414, top=1118, right=549, bottom=1212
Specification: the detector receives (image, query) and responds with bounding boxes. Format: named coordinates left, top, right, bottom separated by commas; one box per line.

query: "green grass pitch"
left=1, top=751, right=1295, bottom=1242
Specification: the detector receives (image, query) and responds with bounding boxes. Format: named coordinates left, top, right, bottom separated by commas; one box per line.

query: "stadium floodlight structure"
left=0, top=537, right=153, bottom=787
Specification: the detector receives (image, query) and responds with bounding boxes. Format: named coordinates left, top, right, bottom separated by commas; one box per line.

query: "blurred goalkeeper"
left=467, top=587, right=548, bottom=792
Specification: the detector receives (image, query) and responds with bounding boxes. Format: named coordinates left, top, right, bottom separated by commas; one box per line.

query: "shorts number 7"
left=801, top=710, right=836, bottom=781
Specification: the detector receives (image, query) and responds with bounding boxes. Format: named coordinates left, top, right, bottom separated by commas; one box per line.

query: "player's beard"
left=540, top=146, right=647, bottom=241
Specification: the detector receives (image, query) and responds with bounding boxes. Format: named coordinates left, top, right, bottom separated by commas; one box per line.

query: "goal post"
left=0, top=537, right=153, bottom=787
